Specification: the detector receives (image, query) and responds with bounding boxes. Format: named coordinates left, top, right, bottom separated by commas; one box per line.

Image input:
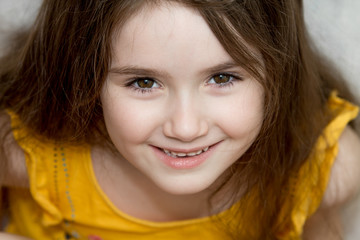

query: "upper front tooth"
left=170, top=151, right=186, bottom=157
left=176, top=153, right=187, bottom=157
left=203, top=147, right=209, bottom=152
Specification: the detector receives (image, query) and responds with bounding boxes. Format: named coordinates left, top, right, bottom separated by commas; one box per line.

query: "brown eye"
left=212, top=74, right=232, bottom=84
left=136, top=79, right=155, bottom=88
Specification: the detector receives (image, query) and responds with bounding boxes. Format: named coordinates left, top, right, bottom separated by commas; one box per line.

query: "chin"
left=154, top=176, right=215, bottom=196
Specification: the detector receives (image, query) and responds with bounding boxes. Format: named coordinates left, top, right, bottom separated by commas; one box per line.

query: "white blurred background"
left=0, top=0, right=359, bottom=239
left=304, top=0, right=360, bottom=94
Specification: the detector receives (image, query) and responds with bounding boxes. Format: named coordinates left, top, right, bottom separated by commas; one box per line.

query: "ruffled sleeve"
left=276, top=92, right=359, bottom=239
left=7, top=111, right=64, bottom=228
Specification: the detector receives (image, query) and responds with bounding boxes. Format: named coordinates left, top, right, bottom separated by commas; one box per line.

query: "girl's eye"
left=207, top=73, right=241, bottom=87
left=211, top=74, right=232, bottom=84
left=126, top=78, right=161, bottom=93
left=135, top=78, right=157, bottom=88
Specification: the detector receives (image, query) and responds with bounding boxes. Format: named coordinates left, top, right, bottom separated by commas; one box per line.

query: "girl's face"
left=101, top=3, right=264, bottom=195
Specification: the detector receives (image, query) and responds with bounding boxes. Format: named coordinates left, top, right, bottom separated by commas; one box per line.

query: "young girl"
left=1, top=0, right=359, bottom=239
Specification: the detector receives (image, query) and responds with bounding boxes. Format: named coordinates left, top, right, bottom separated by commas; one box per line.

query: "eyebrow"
left=202, top=61, right=240, bottom=75
left=109, top=66, right=171, bottom=79
left=108, top=61, right=241, bottom=78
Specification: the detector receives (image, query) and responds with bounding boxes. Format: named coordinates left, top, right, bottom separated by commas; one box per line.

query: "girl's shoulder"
left=318, top=92, right=360, bottom=208
left=321, top=125, right=360, bottom=208
left=0, top=111, right=28, bottom=188
left=302, top=126, right=360, bottom=239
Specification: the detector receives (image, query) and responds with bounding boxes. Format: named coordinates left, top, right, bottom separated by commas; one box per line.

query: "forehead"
left=110, top=2, right=234, bottom=69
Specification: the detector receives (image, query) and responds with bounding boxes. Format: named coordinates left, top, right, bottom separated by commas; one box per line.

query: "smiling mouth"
left=160, top=146, right=210, bottom=158
left=153, top=142, right=221, bottom=169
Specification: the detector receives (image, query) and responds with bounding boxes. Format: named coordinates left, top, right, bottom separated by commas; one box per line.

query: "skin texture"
left=303, top=207, right=343, bottom=240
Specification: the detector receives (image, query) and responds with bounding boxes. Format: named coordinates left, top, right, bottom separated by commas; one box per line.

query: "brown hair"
left=0, top=0, right=358, bottom=238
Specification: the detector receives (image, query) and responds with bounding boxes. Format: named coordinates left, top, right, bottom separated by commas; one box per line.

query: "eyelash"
left=125, top=72, right=243, bottom=94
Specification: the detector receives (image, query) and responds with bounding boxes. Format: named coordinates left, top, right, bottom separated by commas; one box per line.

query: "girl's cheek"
left=206, top=85, right=264, bottom=138
left=101, top=91, right=165, bottom=143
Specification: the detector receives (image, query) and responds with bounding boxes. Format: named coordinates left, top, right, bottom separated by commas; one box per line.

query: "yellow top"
left=5, top=93, right=359, bottom=240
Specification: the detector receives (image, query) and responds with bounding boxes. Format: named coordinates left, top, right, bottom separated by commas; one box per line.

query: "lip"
left=152, top=141, right=221, bottom=170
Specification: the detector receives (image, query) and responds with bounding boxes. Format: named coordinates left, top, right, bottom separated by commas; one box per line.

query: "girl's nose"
left=163, top=96, right=209, bottom=142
